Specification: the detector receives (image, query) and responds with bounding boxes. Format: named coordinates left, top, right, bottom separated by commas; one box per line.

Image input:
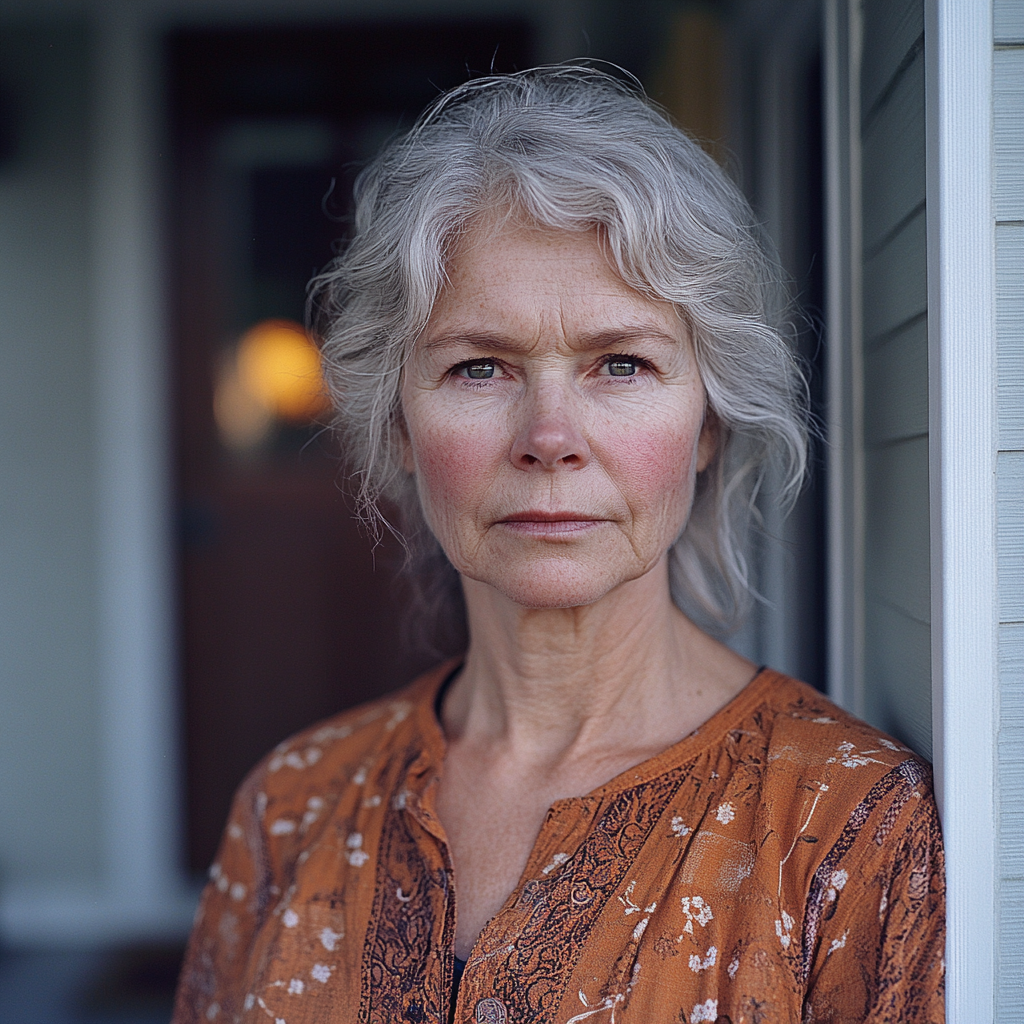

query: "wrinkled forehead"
left=416, top=216, right=692, bottom=366
left=432, top=215, right=679, bottom=323
left=434, top=208, right=684, bottom=324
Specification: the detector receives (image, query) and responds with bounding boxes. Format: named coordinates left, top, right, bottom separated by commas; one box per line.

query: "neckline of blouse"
left=403, top=659, right=780, bottom=801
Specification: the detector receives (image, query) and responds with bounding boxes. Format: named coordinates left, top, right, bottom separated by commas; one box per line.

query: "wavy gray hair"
left=310, top=65, right=808, bottom=648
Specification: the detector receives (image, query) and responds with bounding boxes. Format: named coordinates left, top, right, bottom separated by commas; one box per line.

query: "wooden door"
left=168, top=21, right=534, bottom=872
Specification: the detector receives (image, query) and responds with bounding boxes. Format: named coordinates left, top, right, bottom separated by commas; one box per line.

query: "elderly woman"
left=173, top=67, right=944, bottom=1024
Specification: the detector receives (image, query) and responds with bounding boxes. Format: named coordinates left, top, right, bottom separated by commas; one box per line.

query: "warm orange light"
left=214, top=319, right=331, bottom=451
left=236, top=319, right=330, bottom=423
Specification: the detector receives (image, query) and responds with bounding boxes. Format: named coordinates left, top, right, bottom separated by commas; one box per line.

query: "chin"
left=469, top=557, right=642, bottom=611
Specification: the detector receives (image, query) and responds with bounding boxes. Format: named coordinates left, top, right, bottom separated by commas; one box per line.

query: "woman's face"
left=400, top=219, right=716, bottom=610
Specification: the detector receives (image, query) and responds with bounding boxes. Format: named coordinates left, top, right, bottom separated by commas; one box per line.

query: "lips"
left=500, top=511, right=603, bottom=523
left=495, top=511, right=608, bottom=536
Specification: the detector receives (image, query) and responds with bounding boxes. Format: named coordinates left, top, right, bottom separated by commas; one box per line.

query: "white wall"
left=0, top=20, right=104, bottom=901
left=993, top=1, right=1024, bottom=1017
left=0, top=12, right=199, bottom=944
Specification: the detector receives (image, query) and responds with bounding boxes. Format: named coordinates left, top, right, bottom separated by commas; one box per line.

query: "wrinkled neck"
left=440, top=558, right=749, bottom=767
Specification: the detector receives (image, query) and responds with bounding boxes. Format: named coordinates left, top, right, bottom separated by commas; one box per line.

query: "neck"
left=442, top=560, right=755, bottom=768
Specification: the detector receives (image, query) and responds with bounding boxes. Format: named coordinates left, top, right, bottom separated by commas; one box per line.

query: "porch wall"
left=859, top=0, right=933, bottom=757
left=994, top=0, right=1024, bottom=1017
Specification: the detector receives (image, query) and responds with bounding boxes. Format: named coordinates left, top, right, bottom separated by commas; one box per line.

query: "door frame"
left=823, top=2, right=998, bottom=1018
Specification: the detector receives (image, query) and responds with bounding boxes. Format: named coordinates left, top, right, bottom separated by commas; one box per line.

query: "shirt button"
left=474, top=997, right=508, bottom=1024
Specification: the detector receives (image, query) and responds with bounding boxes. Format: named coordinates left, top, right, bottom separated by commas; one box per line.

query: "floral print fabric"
left=173, top=664, right=945, bottom=1024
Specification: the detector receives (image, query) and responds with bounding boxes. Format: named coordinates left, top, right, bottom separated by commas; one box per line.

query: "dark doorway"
left=168, top=21, right=534, bottom=873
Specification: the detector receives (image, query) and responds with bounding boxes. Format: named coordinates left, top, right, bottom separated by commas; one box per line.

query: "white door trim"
left=925, top=1, right=997, bottom=1020
left=90, top=6, right=197, bottom=938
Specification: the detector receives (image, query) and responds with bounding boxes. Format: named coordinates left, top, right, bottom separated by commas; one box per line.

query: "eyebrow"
left=422, top=326, right=682, bottom=352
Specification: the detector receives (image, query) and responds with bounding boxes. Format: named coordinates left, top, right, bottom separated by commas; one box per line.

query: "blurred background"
left=0, top=0, right=826, bottom=1019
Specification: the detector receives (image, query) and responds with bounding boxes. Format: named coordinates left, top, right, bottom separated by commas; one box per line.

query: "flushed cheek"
left=604, top=420, right=703, bottom=532
left=408, top=416, right=503, bottom=547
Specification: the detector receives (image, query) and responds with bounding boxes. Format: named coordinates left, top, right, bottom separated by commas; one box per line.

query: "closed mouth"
left=496, top=512, right=607, bottom=536
left=500, top=511, right=603, bottom=523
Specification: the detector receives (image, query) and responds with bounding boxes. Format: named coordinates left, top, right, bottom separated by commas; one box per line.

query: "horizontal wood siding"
left=995, top=6, right=1024, bottom=1017
left=862, top=206, right=928, bottom=342
left=864, top=437, right=931, bottom=623
left=998, top=453, right=1024, bottom=624
left=994, top=50, right=1023, bottom=221
left=1001, top=623, right=1024, bottom=880
left=859, top=0, right=930, bottom=756
left=864, top=316, right=928, bottom=445
left=861, top=50, right=926, bottom=253
left=995, top=0, right=1024, bottom=43
left=999, top=617, right=1024, bottom=1019
left=861, top=0, right=922, bottom=116
left=863, top=602, right=932, bottom=756
left=997, top=226, right=1024, bottom=450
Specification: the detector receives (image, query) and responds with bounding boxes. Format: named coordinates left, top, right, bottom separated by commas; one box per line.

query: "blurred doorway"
left=168, top=21, right=534, bottom=873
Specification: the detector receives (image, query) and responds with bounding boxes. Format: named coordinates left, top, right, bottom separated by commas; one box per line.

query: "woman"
left=173, top=67, right=944, bottom=1024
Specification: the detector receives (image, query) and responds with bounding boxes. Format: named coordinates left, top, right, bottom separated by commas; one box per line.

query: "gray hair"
left=310, top=65, right=808, bottom=648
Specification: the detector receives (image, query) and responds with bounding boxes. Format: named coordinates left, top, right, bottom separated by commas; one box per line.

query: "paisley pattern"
left=801, top=758, right=929, bottom=981
left=172, top=665, right=945, bottom=1024
left=478, top=768, right=687, bottom=1019
left=362, top=763, right=453, bottom=1024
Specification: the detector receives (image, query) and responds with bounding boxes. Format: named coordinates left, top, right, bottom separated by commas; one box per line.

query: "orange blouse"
left=173, top=665, right=945, bottom=1024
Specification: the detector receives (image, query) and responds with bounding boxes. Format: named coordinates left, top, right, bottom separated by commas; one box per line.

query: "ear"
left=696, top=405, right=720, bottom=473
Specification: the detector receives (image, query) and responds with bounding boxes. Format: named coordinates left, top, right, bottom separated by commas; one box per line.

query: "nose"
left=510, top=381, right=591, bottom=470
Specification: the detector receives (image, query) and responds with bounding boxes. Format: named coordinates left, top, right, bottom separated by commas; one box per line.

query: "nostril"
left=512, top=406, right=590, bottom=469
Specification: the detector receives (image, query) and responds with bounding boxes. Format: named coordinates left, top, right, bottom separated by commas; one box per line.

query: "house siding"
left=995, top=4, right=1024, bottom=1011
left=859, top=0, right=932, bottom=757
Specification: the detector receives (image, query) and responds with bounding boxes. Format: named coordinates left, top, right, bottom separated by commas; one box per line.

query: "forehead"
left=426, top=217, right=683, bottom=336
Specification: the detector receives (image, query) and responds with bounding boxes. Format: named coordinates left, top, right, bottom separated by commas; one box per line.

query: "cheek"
left=406, top=409, right=502, bottom=528
left=604, top=414, right=703, bottom=515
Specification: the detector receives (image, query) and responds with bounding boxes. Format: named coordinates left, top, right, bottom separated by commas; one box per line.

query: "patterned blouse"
left=173, top=663, right=945, bottom=1024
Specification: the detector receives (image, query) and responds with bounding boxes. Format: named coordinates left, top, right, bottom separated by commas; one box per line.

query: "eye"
left=457, top=360, right=498, bottom=380
left=605, top=356, right=641, bottom=377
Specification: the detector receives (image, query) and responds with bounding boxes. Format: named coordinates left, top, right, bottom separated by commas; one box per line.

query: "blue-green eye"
left=463, top=362, right=495, bottom=379
left=607, top=358, right=638, bottom=376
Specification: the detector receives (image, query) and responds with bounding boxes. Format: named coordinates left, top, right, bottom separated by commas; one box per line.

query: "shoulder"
left=742, top=678, right=948, bottom=1011
left=741, top=670, right=938, bottom=864
left=719, top=673, right=943, bottom=988
left=750, top=670, right=930, bottom=789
